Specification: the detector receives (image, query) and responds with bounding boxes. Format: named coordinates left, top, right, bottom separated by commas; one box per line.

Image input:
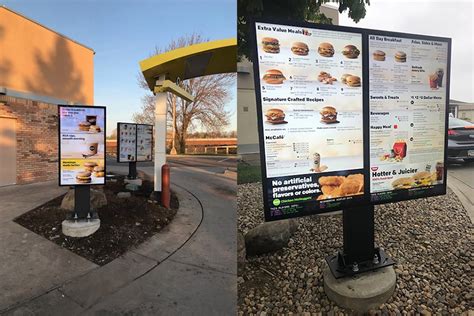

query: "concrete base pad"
left=62, top=219, right=101, bottom=237
left=323, top=263, right=396, bottom=313
left=124, top=178, right=143, bottom=186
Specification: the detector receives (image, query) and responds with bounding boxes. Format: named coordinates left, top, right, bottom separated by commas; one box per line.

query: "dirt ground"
left=15, top=176, right=178, bottom=266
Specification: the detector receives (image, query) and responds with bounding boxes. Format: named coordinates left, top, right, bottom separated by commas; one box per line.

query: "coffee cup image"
left=86, top=115, right=97, bottom=126
left=82, top=142, right=99, bottom=158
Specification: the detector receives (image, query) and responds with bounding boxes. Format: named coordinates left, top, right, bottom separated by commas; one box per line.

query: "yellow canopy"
left=140, top=38, right=237, bottom=91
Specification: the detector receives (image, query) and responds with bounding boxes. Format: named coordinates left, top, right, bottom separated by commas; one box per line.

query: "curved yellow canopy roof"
left=140, top=38, right=237, bottom=91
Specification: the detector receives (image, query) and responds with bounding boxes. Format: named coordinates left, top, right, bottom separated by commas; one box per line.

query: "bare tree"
left=133, top=33, right=235, bottom=154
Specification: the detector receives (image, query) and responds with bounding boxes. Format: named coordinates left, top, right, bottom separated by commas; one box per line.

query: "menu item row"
left=261, top=36, right=360, bottom=59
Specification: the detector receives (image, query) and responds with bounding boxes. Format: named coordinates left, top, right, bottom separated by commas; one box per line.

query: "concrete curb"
left=447, top=178, right=474, bottom=224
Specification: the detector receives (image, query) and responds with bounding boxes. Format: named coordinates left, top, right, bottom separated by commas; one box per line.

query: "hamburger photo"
left=342, top=45, right=360, bottom=59
left=392, top=177, right=414, bottom=190
left=373, top=50, right=386, bottom=61
left=261, top=37, right=280, bottom=54
left=265, top=108, right=286, bottom=124
left=412, top=171, right=433, bottom=187
left=291, top=42, right=309, bottom=56
left=76, top=171, right=91, bottom=184
left=345, top=75, right=361, bottom=87
left=318, top=42, right=334, bottom=57
left=395, top=51, right=407, bottom=62
left=93, top=165, right=105, bottom=177
left=262, top=69, right=286, bottom=84
left=78, top=121, right=91, bottom=131
left=320, top=106, right=338, bottom=124
left=84, top=161, right=98, bottom=172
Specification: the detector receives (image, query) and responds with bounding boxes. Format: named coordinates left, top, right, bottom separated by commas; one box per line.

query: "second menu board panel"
left=368, top=33, right=449, bottom=203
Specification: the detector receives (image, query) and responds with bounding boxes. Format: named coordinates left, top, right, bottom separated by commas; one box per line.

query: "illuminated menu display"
left=59, top=105, right=106, bottom=186
left=368, top=34, right=448, bottom=202
left=254, top=21, right=367, bottom=221
left=253, top=20, right=450, bottom=221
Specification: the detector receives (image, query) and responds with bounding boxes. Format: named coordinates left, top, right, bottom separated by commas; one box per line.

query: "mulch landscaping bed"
left=14, top=175, right=178, bottom=266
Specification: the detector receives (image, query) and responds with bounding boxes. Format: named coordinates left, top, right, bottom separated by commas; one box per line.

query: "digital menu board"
left=117, top=123, right=153, bottom=163
left=59, top=105, right=106, bottom=186
left=368, top=33, right=449, bottom=203
left=136, top=124, right=153, bottom=161
left=117, top=123, right=137, bottom=162
left=253, top=21, right=368, bottom=221
left=252, top=19, right=450, bottom=221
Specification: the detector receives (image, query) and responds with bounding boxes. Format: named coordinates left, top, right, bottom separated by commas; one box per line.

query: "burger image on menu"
left=261, top=37, right=280, bottom=53
left=265, top=108, right=287, bottom=124
left=342, top=45, right=360, bottom=59
left=412, top=171, right=434, bottom=187
left=76, top=171, right=91, bottom=184
left=317, top=42, right=334, bottom=57
left=373, top=50, right=386, bottom=61
left=262, top=69, right=286, bottom=84
left=394, top=51, right=407, bottom=62
left=291, top=42, right=309, bottom=56
left=345, top=75, right=361, bottom=87
left=320, top=106, right=338, bottom=124
left=392, top=177, right=415, bottom=190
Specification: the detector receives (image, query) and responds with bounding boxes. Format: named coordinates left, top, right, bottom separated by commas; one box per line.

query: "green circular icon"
left=273, top=199, right=281, bottom=206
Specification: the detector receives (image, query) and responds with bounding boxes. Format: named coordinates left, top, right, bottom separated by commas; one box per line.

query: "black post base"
left=128, top=162, right=137, bottom=179
left=325, top=204, right=395, bottom=279
left=325, top=247, right=395, bottom=279
left=73, top=185, right=91, bottom=219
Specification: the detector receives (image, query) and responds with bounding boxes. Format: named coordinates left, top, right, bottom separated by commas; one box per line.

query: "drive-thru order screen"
left=252, top=19, right=450, bottom=222
left=253, top=21, right=368, bottom=221
left=368, top=34, right=449, bottom=203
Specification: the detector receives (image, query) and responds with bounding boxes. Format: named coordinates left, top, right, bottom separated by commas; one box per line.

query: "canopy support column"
left=153, top=78, right=167, bottom=198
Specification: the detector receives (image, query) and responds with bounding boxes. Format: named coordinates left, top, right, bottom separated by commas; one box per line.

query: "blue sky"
left=3, top=0, right=236, bottom=135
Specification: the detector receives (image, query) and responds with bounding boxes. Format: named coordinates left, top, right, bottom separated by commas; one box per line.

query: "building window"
left=243, top=106, right=248, bottom=112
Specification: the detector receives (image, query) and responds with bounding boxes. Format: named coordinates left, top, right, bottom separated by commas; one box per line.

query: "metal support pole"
left=74, top=185, right=90, bottom=219
left=128, top=161, right=137, bottom=179
left=343, top=205, right=375, bottom=264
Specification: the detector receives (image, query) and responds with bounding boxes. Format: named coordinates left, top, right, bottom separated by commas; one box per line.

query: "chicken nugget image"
left=339, top=179, right=362, bottom=196
left=347, top=174, right=364, bottom=192
left=321, top=185, right=339, bottom=196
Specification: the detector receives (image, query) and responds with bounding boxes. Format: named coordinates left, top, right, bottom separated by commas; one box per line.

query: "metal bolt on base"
left=352, top=262, right=359, bottom=272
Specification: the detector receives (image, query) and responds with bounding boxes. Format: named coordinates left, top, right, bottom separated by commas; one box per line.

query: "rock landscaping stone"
left=125, top=183, right=140, bottom=191
left=60, top=188, right=107, bottom=211
left=117, top=192, right=131, bottom=199
left=245, top=220, right=296, bottom=256
left=238, top=232, right=246, bottom=263
left=238, top=183, right=473, bottom=314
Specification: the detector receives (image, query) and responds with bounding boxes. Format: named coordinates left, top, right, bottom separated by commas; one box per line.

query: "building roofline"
left=0, top=5, right=95, bottom=54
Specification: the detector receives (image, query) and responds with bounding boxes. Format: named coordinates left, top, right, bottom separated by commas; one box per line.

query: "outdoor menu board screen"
left=136, top=124, right=153, bottom=161
left=118, top=123, right=137, bottom=162
left=117, top=123, right=153, bottom=163
left=58, top=105, right=106, bottom=186
left=368, top=34, right=449, bottom=203
left=252, top=19, right=450, bottom=221
left=253, top=21, right=368, bottom=221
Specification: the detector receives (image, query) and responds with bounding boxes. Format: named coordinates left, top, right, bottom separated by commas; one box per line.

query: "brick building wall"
left=0, top=95, right=58, bottom=184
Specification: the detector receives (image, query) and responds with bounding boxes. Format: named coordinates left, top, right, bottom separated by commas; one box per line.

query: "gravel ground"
left=238, top=183, right=474, bottom=315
